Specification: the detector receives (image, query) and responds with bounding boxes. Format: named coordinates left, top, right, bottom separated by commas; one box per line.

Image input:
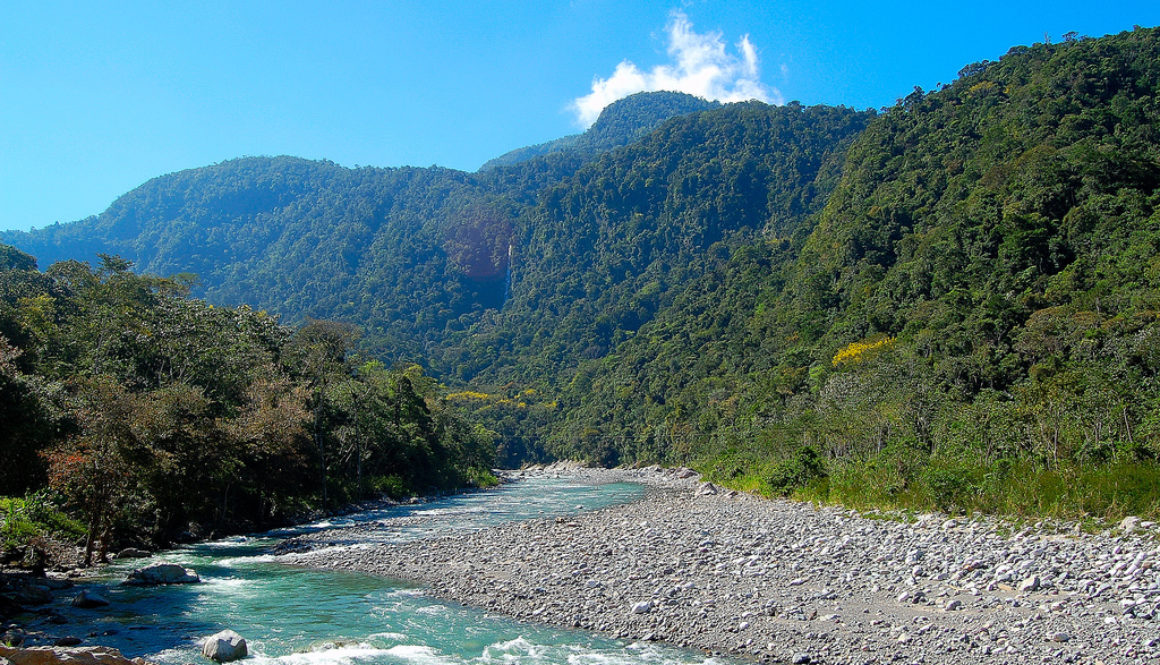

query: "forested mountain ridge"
left=478, top=91, right=720, bottom=170
left=441, top=102, right=871, bottom=385
left=545, top=27, right=1160, bottom=518
left=5, top=28, right=1160, bottom=521
left=2, top=96, right=869, bottom=373
left=4, top=159, right=516, bottom=363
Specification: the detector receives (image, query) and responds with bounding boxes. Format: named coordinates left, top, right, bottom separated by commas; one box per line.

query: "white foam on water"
left=217, top=553, right=279, bottom=566
left=478, top=636, right=544, bottom=664
left=367, top=632, right=408, bottom=642
left=383, top=644, right=445, bottom=664
left=248, top=644, right=397, bottom=665
left=152, top=645, right=200, bottom=664
left=202, top=536, right=251, bottom=547
left=203, top=577, right=250, bottom=589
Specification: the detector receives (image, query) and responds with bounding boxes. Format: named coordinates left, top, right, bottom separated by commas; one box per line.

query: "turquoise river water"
left=57, top=477, right=737, bottom=665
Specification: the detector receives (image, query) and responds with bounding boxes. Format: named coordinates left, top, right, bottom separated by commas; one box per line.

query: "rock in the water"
left=124, top=564, right=199, bottom=586
left=113, top=548, right=150, bottom=560
left=40, top=577, right=73, bottom=591
left=200, top=630, right=247, bottom=663
left=51, top=639, right=81, bottom=648
left=0, top=646, right=154, bottom=665
left=13, top=585, right=52, bottom=605
left=72, top=590, right=110, bottom=609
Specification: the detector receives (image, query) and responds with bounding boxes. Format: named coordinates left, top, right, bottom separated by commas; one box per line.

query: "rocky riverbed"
left=287, top=466, right=1160, bottom=665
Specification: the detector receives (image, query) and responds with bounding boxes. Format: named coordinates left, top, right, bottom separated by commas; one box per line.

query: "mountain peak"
left=479, top=91, right=720, bottom=171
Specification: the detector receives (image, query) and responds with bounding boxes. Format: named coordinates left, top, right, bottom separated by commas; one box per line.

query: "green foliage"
left=0, top=250, right=495, bottom=558
left=814, top=456, right=1160, bottom=523
left=1, top=492, right=84, bottom=553
left=767, top=446, right=827, bottom=496
left=6, top=29, right=1160, bottom=526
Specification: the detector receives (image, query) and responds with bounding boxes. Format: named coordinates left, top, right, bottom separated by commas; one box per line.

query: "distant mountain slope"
left=478, top=91, right=719, bottom=170
left=444, top=102, right=871, bottom=385
left=2, top=100, right=867, bottom=376
left=2, top=157, right=516, bottom=362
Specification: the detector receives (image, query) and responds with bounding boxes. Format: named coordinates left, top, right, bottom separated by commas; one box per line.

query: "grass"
left=0, top=492, right=84, bottom=553
left=694, top=449, right=1160, bottom=529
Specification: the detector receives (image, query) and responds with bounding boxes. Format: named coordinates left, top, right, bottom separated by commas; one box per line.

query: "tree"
left=44, top=377, right=138, bottom=565
left=285, top=319, right=359, bottom=505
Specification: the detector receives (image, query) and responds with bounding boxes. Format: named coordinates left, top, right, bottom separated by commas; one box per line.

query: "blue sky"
left=3, top=1, right=1159, bottom=232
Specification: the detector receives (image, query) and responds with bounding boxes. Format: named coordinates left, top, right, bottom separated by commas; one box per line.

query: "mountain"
left=443, top=102, right=870, bottom=385
left=478, top=91, right=719, bottom=170
left=542, top=28, right=1160, bottom=514
left=2, top=97, right=867, bottom=372
left=3, top=159, right=514, bottom=362
left=5, top=28, right=1160, bottom=518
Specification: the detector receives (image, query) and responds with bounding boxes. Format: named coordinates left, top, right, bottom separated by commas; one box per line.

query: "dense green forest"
left=478, top=91, right=720, bottom=170
left=0, top=248, right=494, bottom=565
left=549, top=28, right=1160, bottom=519
left=5, top=27, right=1160, bottom=534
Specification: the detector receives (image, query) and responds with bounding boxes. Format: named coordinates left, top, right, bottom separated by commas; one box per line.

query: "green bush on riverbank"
left=696, top=449, right=1160, bottom=525
left=0, top=494, right=83, bottom=555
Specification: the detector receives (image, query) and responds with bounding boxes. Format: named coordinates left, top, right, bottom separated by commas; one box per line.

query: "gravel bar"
left=286, top=466, right=1160, bottom=664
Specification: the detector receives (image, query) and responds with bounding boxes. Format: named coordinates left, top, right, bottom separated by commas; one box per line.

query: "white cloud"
left=569, top=11, right=782, bottom=127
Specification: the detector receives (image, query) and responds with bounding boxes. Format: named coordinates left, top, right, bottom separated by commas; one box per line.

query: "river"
left=56, top=477, right=738, bottom=665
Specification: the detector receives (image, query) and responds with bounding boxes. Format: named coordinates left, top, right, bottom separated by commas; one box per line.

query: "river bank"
left=289, top=466, right=1160, bottom=665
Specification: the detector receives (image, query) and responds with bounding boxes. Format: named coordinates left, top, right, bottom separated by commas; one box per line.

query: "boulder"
left=200, top=631, right=247, bottom=663
left=1119, top=516, right=1141, bottom=535
left=13, top=584, right=52, bottom=605
left=696, top=482, right=718, bottom=496
left=112, top=549, right=149, bottom=560
left=0, top=646, right=154, bottom=665
left=41, top=577, right=74, bottom=591
left=71, top=590, right=110, bottom=609
left=1018, top=575, right=1040, bottom=593
left=51, top=640, right=81, bottom=649
left=124, top=564, right=199, bottom=586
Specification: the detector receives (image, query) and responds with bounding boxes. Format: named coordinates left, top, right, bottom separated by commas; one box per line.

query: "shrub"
left=768, top=446, right=827, bottom=496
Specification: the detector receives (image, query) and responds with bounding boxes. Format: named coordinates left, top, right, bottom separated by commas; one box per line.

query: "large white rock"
left=124, top=564, right=200, bottom=586
left=201, top=630, right=247, bottom=663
